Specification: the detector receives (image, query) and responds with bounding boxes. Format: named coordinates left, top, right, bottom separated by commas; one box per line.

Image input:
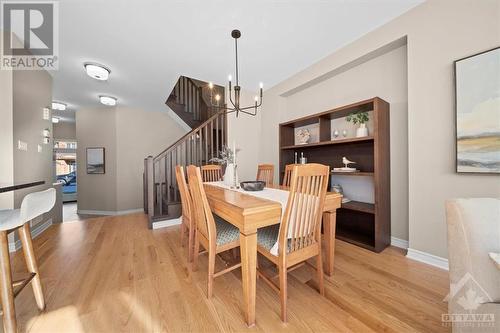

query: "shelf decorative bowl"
left=240, top=181, right=265, bottom=191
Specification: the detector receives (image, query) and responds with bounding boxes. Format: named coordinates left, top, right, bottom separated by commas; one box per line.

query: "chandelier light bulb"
left=208, top=82, right=214, bottom=89
left=228, top=75, right=232, bottom=82
left=215, top=94, right=221, bottom=101
left=254, top=96, right=258, bottom=101
left=259, top=82, right=263, bottom=89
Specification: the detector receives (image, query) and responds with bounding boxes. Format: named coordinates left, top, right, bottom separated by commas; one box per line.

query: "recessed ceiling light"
left=52, top=117, right=60, bottom=123
left=52, top=101, right=66, bottom=111
left=99, top=95, right=117, bottom=106
left=84, top=63, right=111, bottom=81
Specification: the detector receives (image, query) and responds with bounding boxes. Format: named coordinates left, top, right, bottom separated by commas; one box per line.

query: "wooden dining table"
left=203, top=183, right=342, bottom=326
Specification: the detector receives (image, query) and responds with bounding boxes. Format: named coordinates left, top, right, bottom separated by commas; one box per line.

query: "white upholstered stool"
left=0, top=188, right=55, bottom=333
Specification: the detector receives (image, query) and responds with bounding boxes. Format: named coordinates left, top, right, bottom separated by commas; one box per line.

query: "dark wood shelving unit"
left=330, top=171, right=374, bottom=177
left=279, top=97, right=390, bottom=252
left=341, top=201, right=375, bottom=214
left=281, top=136, right=374, bottom=150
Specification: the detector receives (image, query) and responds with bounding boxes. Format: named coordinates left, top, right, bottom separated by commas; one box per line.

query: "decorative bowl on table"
left=240, top=181, right=266, bottom=191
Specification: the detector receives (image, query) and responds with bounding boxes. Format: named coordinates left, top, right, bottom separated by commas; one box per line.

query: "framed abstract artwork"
left=86, top=147, right=105, bottom=174
left=455, top=47, right=500, bottom=174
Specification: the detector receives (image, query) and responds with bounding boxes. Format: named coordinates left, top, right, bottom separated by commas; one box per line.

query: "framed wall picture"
left=86, top=147, right=105, bottom=174
left=455, top=47, right=500, bottom=174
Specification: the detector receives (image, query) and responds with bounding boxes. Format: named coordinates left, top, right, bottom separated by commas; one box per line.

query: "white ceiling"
left=51, top=0, right=423, bottom=122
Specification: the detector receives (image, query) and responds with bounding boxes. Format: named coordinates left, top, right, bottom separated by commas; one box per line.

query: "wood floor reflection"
left=6, top=213, right=449, bottom=332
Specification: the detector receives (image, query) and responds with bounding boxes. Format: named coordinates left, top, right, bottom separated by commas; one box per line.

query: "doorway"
left=54, top=140, right=77, bottom=202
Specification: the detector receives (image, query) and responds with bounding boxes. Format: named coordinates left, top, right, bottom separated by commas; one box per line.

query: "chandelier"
left=208, top=29, right=263, bottom=117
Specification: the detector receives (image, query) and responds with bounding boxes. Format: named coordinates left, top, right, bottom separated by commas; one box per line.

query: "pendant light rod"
left=208, top=29, right=263, bottom=117
left=234, top=34, right=239, bottom=85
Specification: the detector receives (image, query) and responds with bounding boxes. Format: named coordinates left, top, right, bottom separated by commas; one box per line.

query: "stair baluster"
left=144, top=110, right=227, bottom=227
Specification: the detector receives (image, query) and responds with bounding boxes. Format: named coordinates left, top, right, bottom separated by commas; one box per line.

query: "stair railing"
left=144, top=109, right=227, bottom=227
left=173, top=76, right=203, bottom=121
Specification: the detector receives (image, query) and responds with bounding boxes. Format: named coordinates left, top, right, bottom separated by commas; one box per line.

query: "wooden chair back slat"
left=201, top=164, right=223, bottom=182
left=278, top=164, right=329, bottom=254
left=175, top=166, right=192, bottom=224
left=256, top=164, right=274, bottom=186
left=282, top=164, right=300, bottom=187
left=187, top=165, right=216, bottom=243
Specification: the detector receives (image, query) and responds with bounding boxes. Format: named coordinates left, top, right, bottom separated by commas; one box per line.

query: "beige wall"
left=0, top=51, right=55, bottom=246
left=76, top=107, right=118, bottom=212
left=115, top=108, right=186, bottom=211
left=53, top=121, right=76, bottom=140
left=0, top=32, right=53, bottom=214
left=12, top=69, right=54, bottom=211
left=227, top=88, right=262, bottom=182
left=259, top=0, right=500, bottom=258
left=76, top=107, right=187, bottom=213
left=283, top=45, right=408, bottom=240
left=0, top=64, right=14, bottom=210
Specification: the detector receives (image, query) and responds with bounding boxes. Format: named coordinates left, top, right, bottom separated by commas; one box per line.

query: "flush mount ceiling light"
left=52, top=101, right=66, bottom=111
left=99, top=95, right=117, bottom=106
left=84, top=63, right=111, bottom=81
left=51, top=117, right=60, bottom=123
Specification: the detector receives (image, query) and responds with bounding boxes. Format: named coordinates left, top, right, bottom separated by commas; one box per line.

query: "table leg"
left=239, top=231, right=257, bottom=327
left=323, top=211, right=337, bottom=276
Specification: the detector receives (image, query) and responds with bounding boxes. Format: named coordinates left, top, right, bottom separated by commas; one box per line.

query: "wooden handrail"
left=154, top=109, right=225, bottom=161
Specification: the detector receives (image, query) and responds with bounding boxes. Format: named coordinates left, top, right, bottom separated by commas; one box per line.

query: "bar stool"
left=0, top=188, right=55, bottom=333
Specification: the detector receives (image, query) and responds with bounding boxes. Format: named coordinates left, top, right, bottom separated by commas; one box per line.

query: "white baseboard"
left=152, top=217, right=182, bottom=230
left=77, top=208, right=143, bottom=216
left=9, top=218, right=53, bottom=252
left=390, top=236, right=409, bottom=249
left=406, top=248, right=449, bottom=270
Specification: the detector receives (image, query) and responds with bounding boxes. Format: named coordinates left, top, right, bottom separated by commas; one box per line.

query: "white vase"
left=223, top=163, right=238, bottom=186
left=356, top=123, right=368, bottom=137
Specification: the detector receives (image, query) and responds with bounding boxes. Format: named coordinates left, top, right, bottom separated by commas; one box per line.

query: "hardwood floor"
left=5, top=213, right=450, bottom=332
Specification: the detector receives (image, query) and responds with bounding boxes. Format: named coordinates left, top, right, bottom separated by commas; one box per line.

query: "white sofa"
left=445, top=198, right=500, bottom=333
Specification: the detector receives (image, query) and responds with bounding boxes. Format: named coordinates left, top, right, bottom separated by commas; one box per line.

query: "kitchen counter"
left=0, top=181, right=45, bottom=193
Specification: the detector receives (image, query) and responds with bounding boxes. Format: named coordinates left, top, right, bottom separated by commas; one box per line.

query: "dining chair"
left=0, top=188, right=55, bottom=333
left=256, top=164, right=274, bottom=186
left=282, top=163, right=300, bottom=187
left=187, top=165, right=241, bottom=298
left=200, top=164, right=223, bottom=182
left=256, top=163, right=330, bottom=322
left=175, top=165, right=195, bottom=262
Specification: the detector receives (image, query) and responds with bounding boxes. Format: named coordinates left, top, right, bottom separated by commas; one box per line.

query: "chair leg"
left=207, top=249, right=215, bottom=298
left=0, top=231, right=17, bottom=333
left=231, top=248, right=239, bottom=260
left=192, top=231, right=200, bottom=272
left=187, top=225, right=195, bottom=263
left=256, top=255, right=260, bottom=279
left=278, top=262, right=288, bottom=322
left=316, top=247, right=325, bottom=296
left=19, top=223, right=45, bottom=310
left=180, top=222, right=186, bottom=247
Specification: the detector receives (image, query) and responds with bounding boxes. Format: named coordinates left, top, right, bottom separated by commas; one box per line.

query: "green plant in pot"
left=346, top=111, right=369, bottom=137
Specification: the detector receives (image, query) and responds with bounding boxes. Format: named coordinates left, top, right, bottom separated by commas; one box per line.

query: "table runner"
left=205, top=181, right=290, bottom=255
left=205, top=181, right=289, bottom=219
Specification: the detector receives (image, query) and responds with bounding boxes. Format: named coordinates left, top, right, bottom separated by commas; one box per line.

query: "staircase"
left=166, top=76, right=223, bottom=129
left=144, top=76, right=226, bottom=228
